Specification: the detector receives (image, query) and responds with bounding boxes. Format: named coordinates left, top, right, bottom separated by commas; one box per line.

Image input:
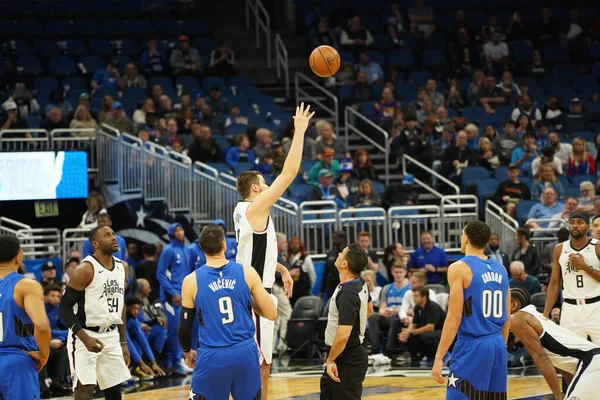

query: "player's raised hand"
left=431, top=358, right=445, bottom=384
left=23, top=350, right=49, bottom=372
left=292, top=102, right=315, bottom=135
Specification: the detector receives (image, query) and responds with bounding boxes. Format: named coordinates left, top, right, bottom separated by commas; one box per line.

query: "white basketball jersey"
left=75, top=255, right=126, bottom=327
left=520, top=305, right=600, bottom=373
left=233, top=201, right=277, bottom=289
left=558, top=239, right=600, bottom=300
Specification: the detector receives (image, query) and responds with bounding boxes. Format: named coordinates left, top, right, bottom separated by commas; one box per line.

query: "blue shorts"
left=191, top=338, right=261, bottom=400
left=0, top=351, right=40, bottom=400
left=446, top=333, right=507, bottom=400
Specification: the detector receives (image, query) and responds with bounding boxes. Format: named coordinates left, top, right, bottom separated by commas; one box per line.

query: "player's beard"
left=570, top=229, right=588, bottom=239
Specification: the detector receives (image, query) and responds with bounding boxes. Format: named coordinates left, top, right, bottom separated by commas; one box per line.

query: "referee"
left=321, top=244, right=373, bottom=399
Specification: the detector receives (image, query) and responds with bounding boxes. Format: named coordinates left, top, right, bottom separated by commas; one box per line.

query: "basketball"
left=309, top=45, right=341, bottom=78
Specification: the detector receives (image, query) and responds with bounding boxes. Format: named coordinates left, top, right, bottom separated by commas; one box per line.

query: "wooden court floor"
left=121, top=376, right=551, bottom=400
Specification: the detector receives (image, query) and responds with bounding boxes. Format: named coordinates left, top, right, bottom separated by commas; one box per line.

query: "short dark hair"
left=516, top=227, right=530, bottom=241
left=524, top=131, right=537, bottom=139
left=200, top=224, right=225, bottom=256
left=236, top=171, right=262, bottom=199
left=557, top=228, right=569, bottom=242
left=511, top=287, right=531, bottom=308
left=125, top=296, right=142, bottom=307
left=345, top=243, right=368, bottom=274
left=97, top=213, right=112, bottom=221
left=565, top=196, right=579, bottom=204
left=43, top=284, right=62, bottom=296
left=142, top=243, right=157, bottom=257
left=504, top=119, right=516, bottom=127
left=0, top=235, right=21, bottom=263
left=541, top=146, right=555, bottom=156
left=89, top=226, right=102, bottom=242
left=412, top=286, right=429, bottom=299
left=464, top=220, right=491, bottom=249
left=593, top=214, right=600, bottom=224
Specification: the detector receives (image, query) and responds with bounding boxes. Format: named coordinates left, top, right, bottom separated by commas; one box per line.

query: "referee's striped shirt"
left=325, top=278, right=371, bottom=348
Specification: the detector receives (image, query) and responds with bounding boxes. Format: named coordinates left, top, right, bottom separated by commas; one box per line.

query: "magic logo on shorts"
left=99, top=279, right=124, bottom=299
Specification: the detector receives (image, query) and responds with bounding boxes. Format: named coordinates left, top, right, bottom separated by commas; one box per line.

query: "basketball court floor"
left=53, top=363, right=554, bottom=399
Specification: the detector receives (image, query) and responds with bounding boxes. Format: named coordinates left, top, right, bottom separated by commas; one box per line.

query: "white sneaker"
left=179, top=358, right=194, bottom=374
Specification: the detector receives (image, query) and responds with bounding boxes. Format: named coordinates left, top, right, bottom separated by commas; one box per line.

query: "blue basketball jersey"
left=194, top=262, right=255, bottom=347
left=0, top=272, right=37, bottom=353
left=458, top=255, right=509, bottom=337
left=383, top=282, right=410, bottom=308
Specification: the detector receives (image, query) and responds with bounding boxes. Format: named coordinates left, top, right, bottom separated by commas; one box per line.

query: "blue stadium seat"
left=239, top=86, right=262, bottom=98
left=543, top=45, right=568, bottom=64
left=226, top=123, right=248, bottom=136
left=573, top=131, right=594, bottom=142
left=513, top=44, right=533, bottom=64
left=361, top=15, right=383, bottom=33
left=478, top=178, right=500, bottom=206
left=339, top=51, right=355, bottom=64
left=247, top=114, right=266, bottom=126
left=553, top=64, right=577, bottom=81
left=479, top=116, right=504, bottom=128
left=494, top=105, right=514, bottom=120
left=118, top=40, right=140, bottom=56
left=372, top=181, right=384, bottom=195
left=122, top=88, right=148, bottom=104
left=209, top=163, right=232, bottom=175
left=176, top=76, right=200, bottom=91
left=519, top=176, right=534, bottom=190
left=461, top=107, right=487, bottom=122
left=251, top=94, right=275, bottom=106
left=212, top=135, right=231, bottom=150
left=34, top=77, right=59, bottom=90
left=588, top=102, right=600, bottom=113
left=111, top=55, right=131, bottom=74
left=372, top=33, right=393, bottom=51
left=63, top=76, right=87, bottom=92
left=20, top=20, right=45, bottom=37
left=544, top=75, right=570, bottom=90
left=261, top=104, right=284, bottom=115
left=17, top=56, right=44, bottom=74
left=396, top=82, right=417, bottom=93
left=572, top=75, right=598, bottom=93
left=564, top=187, right=580, bottom=199
left=227, top=95, right=250, bottom=107
left=89, top=39, right=114, bottom=57
left=269, top=113, right=292, bottom=130
left=64, top=39, right=88, bottom=56
left=45, top=20, right=74, bottom=36
left=129, top=20, right=154, bottom=37
left=33, top=40, right=60, bottom=57
left=102, top=20, right=129, bottom=36
left=461, top=166, right=490, bottom=192
left=494, top=166, right=508, bottom=181
left=516, top=200, right=539, bottom=224
left=590, top=43, right=600, bottom=61
left=571, top=174, right=596, bottom=188
left=93, top=87, right=119, bottom=100
left=234, top=162, right=255, bottom=176
left=193, top=38, right=216, bottom=55
left=229, top=76, right=251, bottom=88
left=389, top=49, right=415, bottom=69
left=290, top=184, right=314, bottom=200
left=80, top=56, right=106, bottom=74
left=360, top=102, right=376, bottom=115
left=367, top=50, right=386, bottom=69
left=425, top=35, right=446, bottom=50
left=149, top=77, right=174, bottom=92
left=556, top=175, right=569, bottom=191
left=338, top=84, right=353, bottom=104
left=203, top=76, right=225, bottom=91
left=23, top=116, right=40, bottom=129
left=11, top=40, right=32, bottom=56
left=72, top=20, right=100, bottom=36
left=301, top=160, right=318, bottom=172
left=371, top=83, right=385, bottom=101
left=181, top=20, right=208, bottom=36
left=154, top=20, right=182, bottom=37
left=49, top=56, right=77, bottom=76
left=0, top=21, right=20, bottom=36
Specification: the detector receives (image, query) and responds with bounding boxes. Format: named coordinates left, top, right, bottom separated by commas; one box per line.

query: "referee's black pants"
left=320, top=345, right=368, bottom=400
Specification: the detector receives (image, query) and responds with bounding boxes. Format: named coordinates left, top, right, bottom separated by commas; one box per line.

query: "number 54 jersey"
left=559, top=239, right=600, bottom=300
left=76, top=255, right=125, bottom=328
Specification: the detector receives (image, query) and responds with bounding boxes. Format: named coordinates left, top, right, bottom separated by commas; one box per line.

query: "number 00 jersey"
left=559, top=239, right=600, bottom=300
left=233, top=201, right=277, bottom=289
left=74, top=255, right=126, bottom=328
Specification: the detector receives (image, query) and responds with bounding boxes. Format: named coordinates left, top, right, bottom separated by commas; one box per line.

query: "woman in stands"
left=516, top=113, right=534, bottom=137
left=416, top=98, right=435, bottom=125
left=467, top=69, right=485, bottom=106
left=475, top=137, right=501, bottom=170
left=566, top=137, right=596, bottom=182
left=531, top=163, right=565, bottom=200
left=483, top=124, right=499, bottom=142
left=286, top=237, right=316, bottom=306
left=70, top=105, right=98, bottom=137
left=133, top=98, right=155, bottom=131
left=353, top=149, right=378, bottom=181
left=354, top=179, right=383, bottom=208
left=383, top=243, right=405, bottom=283
left=78, top=192, right=107, bottom=229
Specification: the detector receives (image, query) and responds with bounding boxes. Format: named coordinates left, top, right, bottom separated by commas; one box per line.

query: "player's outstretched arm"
left=511, top=312, right=563, bottom=398
left=432, top=261, right=466, bottom=384
left=244, top=265, right=278, bottom=320
left=249, top=103, right=315, bottom=214
left=543, top=244, right=563, bottom=317
left=17, top=279, right=51, bottom=371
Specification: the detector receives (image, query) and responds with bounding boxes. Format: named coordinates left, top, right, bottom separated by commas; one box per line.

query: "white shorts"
left=66, top=328, right=132, bottom=390
left=561, top=302, right=600, bottom=344
left=255, top=293, right=278, bottom=365
left=565, top=353, right=600, bottom=400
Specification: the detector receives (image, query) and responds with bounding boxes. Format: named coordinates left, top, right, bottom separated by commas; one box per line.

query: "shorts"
left=191, top=338, right=261, bottom=400
left=66, top=328, right=132, bottom=390
left=0, top=351, right=40, bottom=400
left=255, top=293, right=277, bottom=365
left=446, top=333, right=507, bottom=400
left=320, top=345, right=368, bottom=400
left=565, top=352, right=600, bottom=400
left=561, top=302, right=600, bottom=345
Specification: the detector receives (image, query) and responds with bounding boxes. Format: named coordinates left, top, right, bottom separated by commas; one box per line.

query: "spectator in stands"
left=226, top=133, right=255, bottom=169
left=524, top=49, right=549, bottom=81
left=170, top=138, right=184, bottom=153
left=478, top=14, right=505, bottom=43
left=308, top=148, right=340, bottom=185
left=2, top=83, right=39, bottom=118
left=357, top=231, right=381, bottom=274
left=467, top=69, right=485, bottom=106
left=82, top=213, right=127, bottom=259
left=353, top=179, right=383, bottom=208
left=566, top=137, right=596, bottom=182
left=370, top=87, right=401, bottom=131
left=534, top=8, right=560, bottom=48
left=548, top=132, right=572, bottom=167
left=407, top=231, right=448, bottom=284
left=66, top=93, right=96, bottom=122
left=334, top=160, right=360, bottom=201
left=493, top=163, right=531, bottom=217
left=416, top=98, right=435, bottom=125
left=151, top=84, right=164, bottom=105
left=91, top=60, right=121, bottom=91
left=511, top=131, right=538, bottom=176
left=361, top=270, right=382, bottom=313
left=383, top=242, right=405, bottom=279
left=0, top=60, right=21, bottom=93
left=532, top=163, right=565, bottom=200
left=163, top=118, right=183, bottom=146
left=564, top=98, right=600, bottom=134
left=41, top=107, right=69, bottom=132
left=496, top=71, right=521, bottom=106
left=355, top=53, right=384, bottom=84
left=62, top=258, right=78, bottom=284
left=512, top=96, right=542, bottom=126
left=334, top=61, right=356, bottom=86
left=176, top=105, right=198, bottom=134
left=320, top=231, right=347, bottom=298
left=542, top=97, right=563, bottom=130
left=385, top=0, right=405, bottom=46
left=464, top=123, right=479, bottom=150
left=425, top=79, right=444, bottom=110
left=548, top=196, right=578, bottom=230
left=134, top=278, right=167, bottom=353
left=41, top=284, right=70, bottom=394
left=445, top=79, right=465, bottom=111
left=187, top=124, right=223, bottom=164
left=515, top=114, right=534, bottom=137
left=349, top=72, right=373, bottom=105
left=70, top=105, right=98, bottom=136
left=309, top=169, right=345, bottom=208
left=450, top=9, right=470, bottom=42
left=434, top=107, right=451, bottom=136
left=492, top=119, right=521, bottom=165
left=143, top=114, right=163, bottom=143
left=45, top=89, right=73, bottom=118
left=452, top=28, right=479, bottom=77
left=282, top=118, right=317, bottom=160
left=442, top=130, right=477, bottom=183
left=121, top=63, right=147, bottom=89
left=340, top=16, right=374, bottom=58
left=532, top=146, right=562, bottom=179
left=594, top=133, right=600, bottom=170
left=310, top=19, right=339, bottom=49
left=208, top=85, right=228, bottom=114
left=407, top=87, right=427, bottom=116
left=141, top=39, right=169, bottom=76
left=39, top=261, right=57, bottom=288
left=577, top=181, right=596, bottom=211
left=0, top=101, right=27, bottom=132
left=253, top=128, right=274, bottom=159
left=476, top=137, right=501, bottom=170
left=274, top=233, right=292, bottom=354
left=511, top=228, right=542, bottom=276
left=483, top=32, right=509, bottom=75
left=483, top=124, right=499, bottom=142
left=540, top=227, right=569, bottom=281
left=174, top=92, right=192, bottom=111
left=78, top=191, right=107, bottom=229
left=506, top=12, right=527, bottom=42
left=510, top=260, right=542, bottom=295
left=484, top=233, right=510, bottom=270
left=199, top=104, right=222, bottom=133
left=353, top=149, right=378, bottom=181
left=270, top=141, right=287, bottom=175
left=368, top=263, right=409, bottom=359
left=528, top=187, right=565, bottom=233
left=98, top=94, right=115, bottom=124
left=535, top=122, right=550, bottom=150
left=170, top=34, right=202, bottom=76
left=314, top=120, right=350, bottom=160
left=431, top=126, right=454, bottom=182
left=408, top=0, right=436, bottom=39
left=157, top=94, right=177, bottom=121
left=224, top=104, right=248, bottom=127
left=478, top=75, right=506, bottom=114
left=286, top=237, right=316, bottom=306
left=105, top=102, right=134, bottom=134
left=305, top=2, right=329, bottom=31
left=209, top=41, right=236, bottom=77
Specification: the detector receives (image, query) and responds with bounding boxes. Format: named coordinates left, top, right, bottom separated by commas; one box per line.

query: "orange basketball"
left=309, top=45, right=341, bottom=78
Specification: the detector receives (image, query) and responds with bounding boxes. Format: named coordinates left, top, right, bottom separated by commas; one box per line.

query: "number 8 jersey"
left=559, top=239, right=600, bottom=300
left=193, top=261, right=255, bottom=347
left=459, top=255, right=509, bottom=337
left=75, top=255, right=125, bottom=328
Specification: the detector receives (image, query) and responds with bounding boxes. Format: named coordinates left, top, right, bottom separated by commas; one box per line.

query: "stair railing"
left=245, top=0, right=272, bottom=67
left=402, top=154, right=460, bottom=200
left=295, top=72, right=339, bottom=131
left=275, top=33, right=290, bottom=98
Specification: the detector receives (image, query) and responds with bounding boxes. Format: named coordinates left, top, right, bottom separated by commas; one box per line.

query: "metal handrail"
left=295, top=72, right=339, bottom=129
left=275, top=33, right=290, bottom=98
left=484, top=200, right=519, bottom=256
left=344, top=106, right=389, bottom=184
left=245, top=0, right=272, bottom=67
left=402, top=154, right=460, bottom=199
left=0, top=217, right=32, bottom=235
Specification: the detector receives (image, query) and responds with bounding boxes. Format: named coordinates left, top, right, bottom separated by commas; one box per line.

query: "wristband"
left=120, top=341, right=127, bottom=345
